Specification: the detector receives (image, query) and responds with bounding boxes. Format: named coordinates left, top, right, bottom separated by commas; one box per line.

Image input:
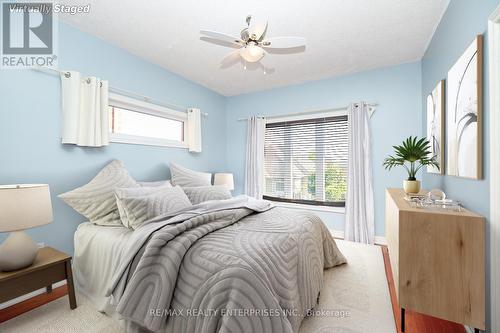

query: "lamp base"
left=0, top=231, right=38, bottom=271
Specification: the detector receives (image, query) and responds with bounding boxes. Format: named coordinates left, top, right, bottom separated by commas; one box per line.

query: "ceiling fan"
left=200, top=15, right=306, bottom=72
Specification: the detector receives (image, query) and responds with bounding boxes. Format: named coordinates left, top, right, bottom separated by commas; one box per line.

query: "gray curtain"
left=344, top=102, right=375, bottom=244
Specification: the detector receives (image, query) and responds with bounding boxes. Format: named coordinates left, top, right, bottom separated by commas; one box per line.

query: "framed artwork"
left=426, top=80, right=445, bottom=174
left=446, top=35, right=483, bottom=179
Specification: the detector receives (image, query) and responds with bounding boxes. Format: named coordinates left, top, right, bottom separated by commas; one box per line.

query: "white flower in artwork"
left=426, top=81, right=443, bottom=174
left=446, top=37, right=481, bottom=179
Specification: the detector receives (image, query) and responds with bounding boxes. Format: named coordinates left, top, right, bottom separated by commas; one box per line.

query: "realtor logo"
left=1, top=2, right=57, bottom=68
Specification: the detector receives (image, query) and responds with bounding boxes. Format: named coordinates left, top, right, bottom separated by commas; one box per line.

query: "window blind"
left=264, top=115, right=348, bottom=207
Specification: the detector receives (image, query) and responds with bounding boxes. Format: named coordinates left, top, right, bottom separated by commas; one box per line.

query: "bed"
left=73, top=222, right=132, bottom=314
left=73, top=198, right=346, bottom=333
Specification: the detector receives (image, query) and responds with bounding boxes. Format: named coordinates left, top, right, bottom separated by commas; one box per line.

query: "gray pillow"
left=170, top=163, right=212, bottom=187
left=182, top=185, right=232, bottom=205
left=138, top=180, right=171, bottom=187
left=115, top=184, right=173, bottom=228
left=58, top=160, right=139, bottom=226
left=115, top=185, right=192, bottom=229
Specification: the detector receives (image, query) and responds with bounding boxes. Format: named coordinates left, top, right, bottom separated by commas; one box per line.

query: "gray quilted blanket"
left=107, top=196, right=346, bottom=333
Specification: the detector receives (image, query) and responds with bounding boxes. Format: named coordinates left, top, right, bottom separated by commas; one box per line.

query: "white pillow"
left=115, top=185, right=192, bottom=229
left=138, top=180, right=171, bottom=187
left=182, top=185, right=232, bottom=205
left=58, top=160, right=139, bottom=226
left=170, top=163, right=212, bottom=187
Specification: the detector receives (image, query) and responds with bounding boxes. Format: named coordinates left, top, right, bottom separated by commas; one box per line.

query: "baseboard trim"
left=329, top=229, right=387, bottom=245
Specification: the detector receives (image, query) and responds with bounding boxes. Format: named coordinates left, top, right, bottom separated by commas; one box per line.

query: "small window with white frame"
left=108, top=93, right=188, bottom=148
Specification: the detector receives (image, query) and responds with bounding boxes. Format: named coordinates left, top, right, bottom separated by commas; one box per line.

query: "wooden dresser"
left=385, top=188, right=485, bottom=332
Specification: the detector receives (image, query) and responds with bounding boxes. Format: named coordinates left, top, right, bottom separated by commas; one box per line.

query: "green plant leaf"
left=383, top=136, right=440, bottom=179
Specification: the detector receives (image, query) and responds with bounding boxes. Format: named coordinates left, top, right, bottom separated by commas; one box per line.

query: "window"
left=108, top=93, right=188, bottom=148
left=263, top=112, right=348, bottom=207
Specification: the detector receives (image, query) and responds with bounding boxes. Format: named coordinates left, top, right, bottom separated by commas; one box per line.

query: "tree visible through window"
left=264, top=115, right=348, bottom=207
left=307, top=164, right=347, bottom=202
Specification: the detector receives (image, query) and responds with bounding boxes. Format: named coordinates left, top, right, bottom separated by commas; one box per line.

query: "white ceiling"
left=58, top=0, right=449, bottom=96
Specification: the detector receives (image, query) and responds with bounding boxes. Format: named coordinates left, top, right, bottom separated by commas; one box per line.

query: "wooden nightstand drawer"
left=0, top=247, right=77, bottom=310
left=0, top=263, right=66, bottom=303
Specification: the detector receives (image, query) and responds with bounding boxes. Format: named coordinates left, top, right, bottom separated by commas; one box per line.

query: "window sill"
left=272, top=201, right=346, bottom=214
left=109, top=133, right=188, bottom=149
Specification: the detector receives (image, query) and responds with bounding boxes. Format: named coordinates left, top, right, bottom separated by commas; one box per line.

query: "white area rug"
left=0, top=240, right=395, bottom=333
left=299, top=240, right=396, bottom=333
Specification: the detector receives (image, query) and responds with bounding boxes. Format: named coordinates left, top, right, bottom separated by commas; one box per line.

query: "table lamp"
left=214, top=173, right=234, bottom=191
left=0, top=184, right=53, bottom=271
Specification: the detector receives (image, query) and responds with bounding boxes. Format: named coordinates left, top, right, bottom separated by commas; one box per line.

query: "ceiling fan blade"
left=200, top=30, right=243, bottom=45
left=258, top=58, right=275, bottom=75
left=220, top=50, right=241, bottom=69
left=262, top=66, right=275, bottom=75
left=261, top=37, right=306, bottom=49
left=248, top=15, right=268, bottom=40
left=243, top=62, right=275, bottom=74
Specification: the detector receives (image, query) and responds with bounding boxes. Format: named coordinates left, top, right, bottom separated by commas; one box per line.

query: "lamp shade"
left=0, top=184, right=53, bottom=232
left=214, top=173, right=234, bottom=191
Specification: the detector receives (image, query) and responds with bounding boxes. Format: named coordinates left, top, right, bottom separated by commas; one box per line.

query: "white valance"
left=187, top=108, right=202, bottom=153
left=60, top=71, right=109, bottom=147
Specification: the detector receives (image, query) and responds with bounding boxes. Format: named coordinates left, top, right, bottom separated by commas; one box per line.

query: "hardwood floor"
left=0, top=247, right=468, bottom=332
left=382, top=246, right=466, bottom=333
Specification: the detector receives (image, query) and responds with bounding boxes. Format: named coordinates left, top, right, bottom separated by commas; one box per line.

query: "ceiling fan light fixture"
left=239, top=43, right=264, bottom=63
left=201, top=15, right=306, bottom=72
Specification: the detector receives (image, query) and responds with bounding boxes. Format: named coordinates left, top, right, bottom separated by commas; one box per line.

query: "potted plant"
left=383, top=136, right=439, bottom=194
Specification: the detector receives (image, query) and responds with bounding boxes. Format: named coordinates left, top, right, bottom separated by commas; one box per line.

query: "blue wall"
left=226, top=62, right=422, bottom=235
left=0, top=22, right=227, bottom=254
left=422, top=0, right=498, bottom=218
left=421, top=1, right=500, bottom=331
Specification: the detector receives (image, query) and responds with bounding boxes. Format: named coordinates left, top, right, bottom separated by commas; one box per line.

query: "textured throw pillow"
left=138, top=180, right=171, bottom=187
left=115, top=185, right=192, bottom=229
left=115, top=184, right=173, bottom=228
left=170, top=163, right=212, bottom=187
left=58, top=160, right=139, bottom=226
left=182, top=185, right=232, bottom=205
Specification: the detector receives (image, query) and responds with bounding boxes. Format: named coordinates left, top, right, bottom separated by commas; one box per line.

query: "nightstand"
left=0, top=247, right=77, bottom=309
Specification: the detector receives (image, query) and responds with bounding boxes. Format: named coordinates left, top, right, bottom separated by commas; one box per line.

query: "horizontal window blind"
left=264, top=115, right=348, bottom=207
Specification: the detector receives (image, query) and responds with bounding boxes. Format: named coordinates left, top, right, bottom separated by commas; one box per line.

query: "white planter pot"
left=403, top=180, right=421, bottom=194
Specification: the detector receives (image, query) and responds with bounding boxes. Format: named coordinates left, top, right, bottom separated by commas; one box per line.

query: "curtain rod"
left=32, top=66, right=208, bottom=116
left=237, top=103, right=378, bottom=121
